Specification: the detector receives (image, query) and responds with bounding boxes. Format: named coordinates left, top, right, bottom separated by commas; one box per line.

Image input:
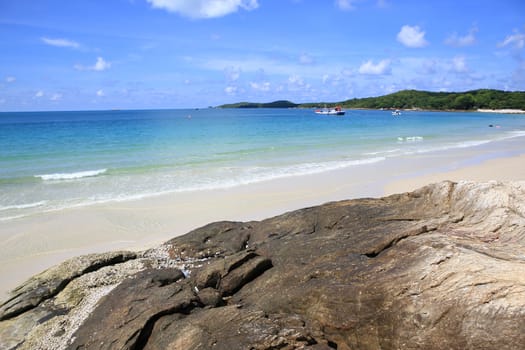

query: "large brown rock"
left=1, top=181, right=524, bottom=349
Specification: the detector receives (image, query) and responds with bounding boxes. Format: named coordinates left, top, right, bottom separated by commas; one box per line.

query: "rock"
left=69, top=268, right=191, bottom=350
left=0, top=251, right=137, bottom=322
left=68, top=251, right=273, bottom=350
left=0, top=251, right=142, bottom=350
left=196, top=288, right=222, bottom=307
left=194, top=250, right=273, bottom=295
left=1, top=181, right=525, bottom=350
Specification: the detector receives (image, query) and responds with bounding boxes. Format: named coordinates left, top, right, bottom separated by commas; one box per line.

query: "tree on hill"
left=218, top=90, right=525, bottom=110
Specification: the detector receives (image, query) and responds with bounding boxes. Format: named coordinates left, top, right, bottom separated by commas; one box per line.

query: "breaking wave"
left=35, top=169, right=108, bottom=181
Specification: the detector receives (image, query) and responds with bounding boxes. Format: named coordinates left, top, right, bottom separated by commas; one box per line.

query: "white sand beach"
left=1, top=145, right=525, bottom=300
left=477, top=109, right=525, bottom=114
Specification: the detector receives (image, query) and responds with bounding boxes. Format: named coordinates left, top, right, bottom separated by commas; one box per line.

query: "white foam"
left=35, top=169, right=108, bottom=181
left=365, top=149, right=401, bottom=156
left=398, top=136, right=424, bottom=142
left=0, top=201, right=48, bottom=211
left=213, top=157, right=387, bottom=188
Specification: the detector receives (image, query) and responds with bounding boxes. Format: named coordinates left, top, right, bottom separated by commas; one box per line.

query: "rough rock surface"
left=1, top=181, right=525, bottom=349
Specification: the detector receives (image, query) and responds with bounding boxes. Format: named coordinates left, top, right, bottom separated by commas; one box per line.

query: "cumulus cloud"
left=397, top=25, right=428, bottom=48
left=288, top=75, right=304, bottom=86
left=41, top=37, right=80, bottom=49
left=146, top=0, right=259, bottom=18
left=224, top=66, right=241, bottom=82
left=498, top=32, right=525, bottom=49
left=5, top=76, right=16, bottom=83
left=50, top=93, right=62, bottom=101
left=35, top=90, right=44, bottom=98
left=225, top=86, right=238, bottom=95
left=336, top=0, right=357, bottom=11
left=376, top=0, right=389, bottom=8
left=445, top=27, right=477, bottom=47
left=358, top=59, right=391, bottom=75
left=96, top=89, right=105, bottom=97
left=287, top=75, right=310, bottom=91
left=451, top=55, right=468, bottom=73
left=299, top=53, right=314, bottom=65
left=93, top=57, right=111, bottom=71
left=75, top=57, right=111, bottom=71
left=249, top=81, right=271, bottom=91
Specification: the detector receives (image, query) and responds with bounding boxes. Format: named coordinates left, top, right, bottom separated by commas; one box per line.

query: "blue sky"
left=1, top=0, right=524, bottom=111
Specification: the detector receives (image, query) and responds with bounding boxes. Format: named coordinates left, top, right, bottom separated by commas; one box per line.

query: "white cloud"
left=336, top=0, right=357, bottom=11
left=451, top=55, right=468, bottom=73
left=5, top=76, right=16, bottom=83
left=75, top=57, right=111, bottom=71
left=299, top=53, right=314, bottom=65
left=35, top=90, right=44, bottom=97
left=376, top=0, right=389, bottom=8
left=397, top=25, right=428, bottom=48
left=498, top=32, right=525, bottom=49
left=224, top=66, right=241, bottom=82
left=41, top=37, right=80, bottom=49
left=288, top=75, right=304, bottom=85
left=96, top=89, right=105, bottom=97
left=93, top=57, right=111, bottom=71
left=225, top=86, right=238, bottom=95
left=445, top=27, right=477, bottom=47
left=249, top=81, right=271, bottom=91
left=50, top=93, right=62, bottom=101
left=359, top=59, right=391, bottom=75
left=146, top=0, right=259, bottom=18
left=287, top=75, right=311, bottom=91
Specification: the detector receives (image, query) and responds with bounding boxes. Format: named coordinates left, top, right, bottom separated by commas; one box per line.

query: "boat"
left=392, top=109, right=402, bottom=116
left=315, top=106, right=345, bottom=116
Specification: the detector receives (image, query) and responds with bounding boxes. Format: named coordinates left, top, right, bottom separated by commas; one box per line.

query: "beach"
left=1, top=141, right=525, bottom=300
left=2, top=108, right=525, bottom=300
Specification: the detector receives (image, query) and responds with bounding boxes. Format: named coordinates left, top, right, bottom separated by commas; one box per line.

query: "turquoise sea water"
left=1, top=108, right=525, bottom=221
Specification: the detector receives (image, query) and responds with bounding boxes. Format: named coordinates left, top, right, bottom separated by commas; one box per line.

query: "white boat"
left=392, top=109, right=401, bottom=116
left=315, top=106, right=345, bottom=116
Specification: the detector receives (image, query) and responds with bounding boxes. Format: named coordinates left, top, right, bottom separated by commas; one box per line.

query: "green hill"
left=218, top=100, right=298, bottom=108
left=336, top=89, right=525, bottom=110
left=219, top=90, right=525, bottom=111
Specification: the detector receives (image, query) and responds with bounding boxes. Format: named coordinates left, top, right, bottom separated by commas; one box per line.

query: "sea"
left=1, top=108, right=525, bottom=222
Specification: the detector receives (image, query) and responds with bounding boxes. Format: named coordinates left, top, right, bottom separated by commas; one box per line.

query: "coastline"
left=477, top=108, right=525, bottom=114
left=1, top=138, right=525, bottom=300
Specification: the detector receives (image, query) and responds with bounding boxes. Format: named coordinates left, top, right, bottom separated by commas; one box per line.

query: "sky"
left=1, top=0, right=524, bottom=111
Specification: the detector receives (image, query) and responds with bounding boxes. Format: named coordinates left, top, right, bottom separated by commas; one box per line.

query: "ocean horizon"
left=1, top=108, right=525, bottom=222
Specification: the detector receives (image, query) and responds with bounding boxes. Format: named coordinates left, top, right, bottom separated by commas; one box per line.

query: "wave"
left=0, top=201, right=48, bottom=211
left=212, top=157, right=388, bottom=188
left=35, top=169, right=108, bottom=181
left=397, top=136, right=424, bottom=142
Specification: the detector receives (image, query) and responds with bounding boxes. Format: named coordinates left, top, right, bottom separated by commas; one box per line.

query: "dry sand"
left=1, top=149, right=525, bottom=300
left=384, top=153, right=525, bottom=195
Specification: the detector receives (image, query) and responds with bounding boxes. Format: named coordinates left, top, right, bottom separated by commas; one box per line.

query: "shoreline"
left=1, top=138, right=525, bottom=300
left=477, top=108, right=525, bottom=114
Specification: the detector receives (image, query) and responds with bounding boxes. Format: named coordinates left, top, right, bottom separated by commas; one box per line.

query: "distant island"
left=218, top=89, right=525, bottom=111
left=218, top=100, right=299, bottom=109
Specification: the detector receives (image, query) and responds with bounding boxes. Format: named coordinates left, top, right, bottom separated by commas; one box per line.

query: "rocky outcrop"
left=1, top=181, right=524, bottom=349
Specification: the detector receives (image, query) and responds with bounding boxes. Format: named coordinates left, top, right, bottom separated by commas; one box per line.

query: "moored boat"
left=315, top=106, right=345, bottom=116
